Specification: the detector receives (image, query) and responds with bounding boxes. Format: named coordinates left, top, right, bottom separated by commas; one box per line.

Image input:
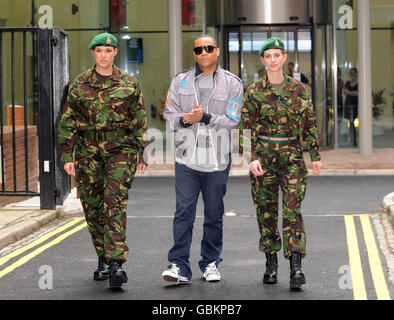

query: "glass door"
left=225, top=26, right=313, bottom=91
left=224, top=25, right=335, bottom=148
left=238, top=28, right=268, bottom=87
left=314, top=24, right=335, bottom=147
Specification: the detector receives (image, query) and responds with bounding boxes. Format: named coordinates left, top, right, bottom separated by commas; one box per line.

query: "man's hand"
left=137, top=162, right=147, bottom=175
left=312, top=161, right=322, bottom=176
left=250, top=159, right=264, bottom=176
left=64, top=162, right=75, bottom=176
left=182, top=104, right=203, bottom=124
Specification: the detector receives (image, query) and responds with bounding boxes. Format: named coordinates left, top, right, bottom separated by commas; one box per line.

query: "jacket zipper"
left=191, top=72, right=219, bottom=169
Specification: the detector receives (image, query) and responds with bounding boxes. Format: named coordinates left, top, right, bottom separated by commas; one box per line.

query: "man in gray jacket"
left=162, top=35, right=243, bottom=284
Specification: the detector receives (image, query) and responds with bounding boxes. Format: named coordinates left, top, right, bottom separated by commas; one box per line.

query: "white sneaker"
left=202, top=262, right=221, bottom=282
left=162, top=263, right=190, bottom=285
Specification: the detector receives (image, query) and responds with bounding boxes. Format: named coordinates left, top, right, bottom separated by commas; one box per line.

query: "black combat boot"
left=263, top=252, right=278, bottom=284
left=109, top=260, right=128, bottom=287
left=93, top=256, right=110, bottom=281
left=289, top=252, right=306, bottom=290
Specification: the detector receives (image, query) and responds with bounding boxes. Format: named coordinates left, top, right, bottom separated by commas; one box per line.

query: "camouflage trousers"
left=249, top=141, right=308, bottom=259
left=75, top=138, right=137, bottom=262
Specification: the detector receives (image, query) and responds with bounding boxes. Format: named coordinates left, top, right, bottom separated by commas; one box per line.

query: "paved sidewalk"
left=141, top=148, right=394, bottom=176
left=0, top=209, right=63, bottom=249
left=0, top=188, right=82, bottom=250
left=0, top=148, right=393, bottom=251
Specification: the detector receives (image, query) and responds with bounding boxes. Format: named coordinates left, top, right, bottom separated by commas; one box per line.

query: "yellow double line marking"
left=344, top=214, right=391, bottom=300
left=0, top=217, right=86, bottom=279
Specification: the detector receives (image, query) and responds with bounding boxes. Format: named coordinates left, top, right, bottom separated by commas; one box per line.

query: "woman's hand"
left=63, top=162, right=75, bottom=176
left=137, top=162, right=147, bottom=175
left=312, top=161, right=322, bottom=176
left=250, top=160, right=264, bottom=176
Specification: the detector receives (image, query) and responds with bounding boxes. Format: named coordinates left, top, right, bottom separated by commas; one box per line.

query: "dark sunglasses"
left=193, top=45, right=217, bottom=55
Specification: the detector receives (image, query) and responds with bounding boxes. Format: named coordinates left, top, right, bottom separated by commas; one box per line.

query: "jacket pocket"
left=108, top=87, right=135, bottom=101
left=178, top=89, right=195, bottom=113
left=210, top=93, right=227, bottom=114
left=286, top=104, right=302, bottom=133
left=80, top=95, right=95, bottom=111
left=259, top=102, right=276, bottom=117
left=107, top=88, right=135, bottom=122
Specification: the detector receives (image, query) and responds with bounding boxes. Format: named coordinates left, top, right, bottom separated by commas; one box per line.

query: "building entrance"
left=224, top=26, right=312, bottom=90
left=222, top=25, right=334, bottom=148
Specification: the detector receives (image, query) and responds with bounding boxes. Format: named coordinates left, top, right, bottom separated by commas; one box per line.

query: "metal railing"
left=0, top=27, right=70, bottom=209
left=0, top=27, right=39, bottom=198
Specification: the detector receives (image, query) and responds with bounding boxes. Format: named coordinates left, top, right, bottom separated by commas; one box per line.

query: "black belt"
left=81, top=128, right=128, bottom=142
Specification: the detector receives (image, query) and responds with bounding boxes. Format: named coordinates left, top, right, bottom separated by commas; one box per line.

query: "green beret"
left=88, top=33, right=118, bottom=50
left=259, top=37, right=285, bottom=56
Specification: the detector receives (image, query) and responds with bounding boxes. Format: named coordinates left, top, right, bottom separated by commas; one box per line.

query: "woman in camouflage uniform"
left=240, top=37, right=322, bottom=290
left=58, top=33, right=147, bottom=288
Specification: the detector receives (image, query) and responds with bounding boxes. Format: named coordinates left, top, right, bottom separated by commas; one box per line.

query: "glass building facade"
left=1, top=0, right=393, bottom=150
left=335, top=0, right=394, bottom=148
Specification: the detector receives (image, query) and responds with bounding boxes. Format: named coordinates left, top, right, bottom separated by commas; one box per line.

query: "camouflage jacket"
left=240, top=72, right=321, bottom=162
left=58, top=65, right=147, bottom=163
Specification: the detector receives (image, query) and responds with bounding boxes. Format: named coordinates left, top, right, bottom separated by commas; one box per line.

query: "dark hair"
left=193, top=34, right=217, bottom=47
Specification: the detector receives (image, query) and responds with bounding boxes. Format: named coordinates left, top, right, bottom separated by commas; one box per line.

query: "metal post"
left=202, top=0, right=207, bottom=34
left=357, top=0, right=373, bottom=155
left=23, top=31, right=29, bottom=191
left=311, top=24, right=317, bottom=126
left=168, top=0, right=182, bottom=81
left=0, top=32, right=4, bottom=192
left=332, top=0, right=338, bottom=149
left=11, top=31, right=17, bottom=191
left=219, top=0, right=224, bottom=66
left=37, top=28, right=56, bottom=209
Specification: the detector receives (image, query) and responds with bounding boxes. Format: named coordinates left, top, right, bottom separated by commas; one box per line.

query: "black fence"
left=0, top=27, right=70, bottom=209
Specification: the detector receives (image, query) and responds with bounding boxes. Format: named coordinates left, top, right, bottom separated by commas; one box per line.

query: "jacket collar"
left=85, top=64, right=122, bottom=86
left=262, top=71, right=292, bottom=91
left=194, top=62, right=220, bottom=78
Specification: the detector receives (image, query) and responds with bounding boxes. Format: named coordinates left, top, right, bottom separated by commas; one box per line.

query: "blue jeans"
left=167, top=162, right=231, bottom=280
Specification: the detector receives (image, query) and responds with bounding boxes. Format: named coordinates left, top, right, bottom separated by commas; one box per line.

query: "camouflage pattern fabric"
left=58, top=65, right=147, bottom=164
left=75, top=143, right=137, bottom=262
left=58, top=65, right=147, bottom=262
left=249, top=141, right=307, bottom=259
left=240, top=71, right=320, bottom=259
left=239, top=72, right=320, bottom=163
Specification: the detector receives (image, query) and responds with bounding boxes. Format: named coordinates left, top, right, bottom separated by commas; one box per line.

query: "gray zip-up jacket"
left=164, top=64, right=244, bottom=170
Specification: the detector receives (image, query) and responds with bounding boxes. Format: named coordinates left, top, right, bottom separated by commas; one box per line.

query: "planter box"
left=373, top=118, right=384, bottom=136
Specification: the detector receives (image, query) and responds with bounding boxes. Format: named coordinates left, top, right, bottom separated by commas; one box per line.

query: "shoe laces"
left=168, top=263, right=185, bottom=285
left=169, top=263, right=180, bottom=274
left=204, top=262, right=219, bottom=277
